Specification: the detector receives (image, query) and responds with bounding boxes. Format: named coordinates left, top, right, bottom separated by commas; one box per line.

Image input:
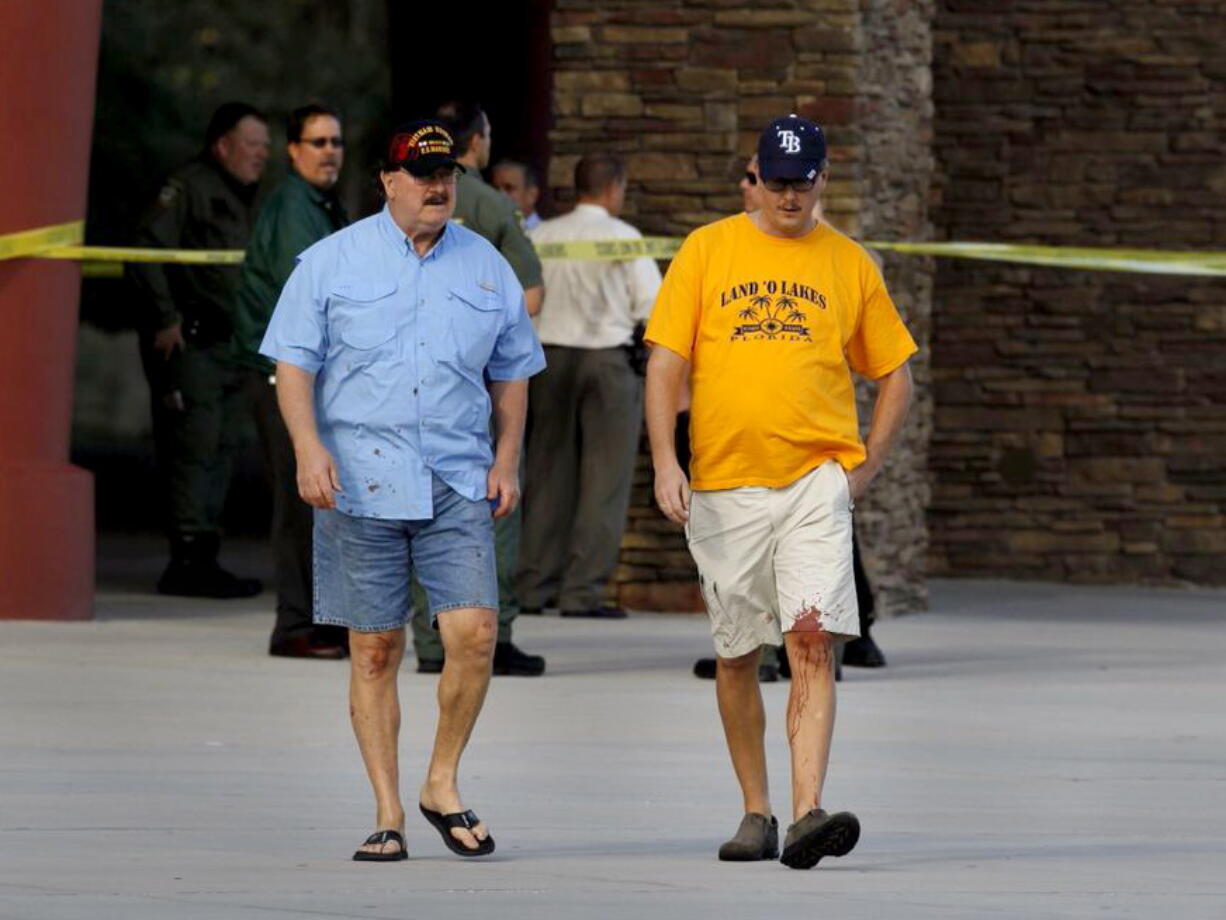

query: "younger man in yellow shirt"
left=645, top=115, right=916, bottom=868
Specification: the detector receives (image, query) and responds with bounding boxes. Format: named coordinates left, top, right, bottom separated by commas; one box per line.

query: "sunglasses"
left=299, top=136, right=344, bottom=149
left=760, top=176, right=818, bottom=193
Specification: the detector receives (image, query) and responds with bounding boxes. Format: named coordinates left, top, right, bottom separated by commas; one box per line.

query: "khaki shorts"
left=686, top=460, right=860, bottom=659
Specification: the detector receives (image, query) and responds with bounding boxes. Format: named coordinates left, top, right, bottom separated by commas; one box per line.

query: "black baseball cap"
left=756, top=115, right=827, bottom=182
left=384, top=119, right=466, bottom=177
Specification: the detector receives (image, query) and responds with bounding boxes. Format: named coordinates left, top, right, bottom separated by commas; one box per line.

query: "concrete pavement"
left=1, top=558, right=1224, bottom=919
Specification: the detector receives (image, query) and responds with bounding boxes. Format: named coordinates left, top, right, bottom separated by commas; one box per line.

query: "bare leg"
left=715, top=647, right=772, bottom=816
left=420, top=606, right=497, bottom=850
left=349, top=628, right=407, bottom=856
left=783, top=629, right=837, bottom=820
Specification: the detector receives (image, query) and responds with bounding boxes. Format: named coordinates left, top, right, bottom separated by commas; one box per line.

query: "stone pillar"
left=0, top=2, right=102, bottom=620
left=548, top=0, right=934, bottom=614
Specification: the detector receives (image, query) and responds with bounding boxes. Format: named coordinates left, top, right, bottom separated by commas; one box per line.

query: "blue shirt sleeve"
left=258, top=255, right=328, bottom=374
left=486, top=258, right=546, bottom=381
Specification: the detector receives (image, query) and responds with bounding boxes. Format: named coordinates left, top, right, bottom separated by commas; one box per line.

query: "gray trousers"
left=519, top=346, right=642, bottom=611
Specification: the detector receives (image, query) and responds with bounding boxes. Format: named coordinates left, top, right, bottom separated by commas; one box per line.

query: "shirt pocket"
left=447, top=284, right=503, bottom=368
left=328, top=278, right=399, bottom=355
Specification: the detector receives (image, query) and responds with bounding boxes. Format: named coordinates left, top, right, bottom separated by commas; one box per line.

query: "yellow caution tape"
left=0, top=220, right=84, bottom=260
left=534, top=236, right=683, bottom=261
left=864, top=240, right=1226, bottom=277
left=40, top=245, right=245, bottom=265
left=5, top=219, right=1226, bottom=277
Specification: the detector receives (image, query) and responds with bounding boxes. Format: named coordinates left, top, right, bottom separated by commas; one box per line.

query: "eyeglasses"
left=761, top=176, right=818, bottom=193
left=300, top=136, right=344, bottom=149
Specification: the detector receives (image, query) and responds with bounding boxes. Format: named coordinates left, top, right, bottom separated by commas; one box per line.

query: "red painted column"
left=0, top=2, right=102, bottom=619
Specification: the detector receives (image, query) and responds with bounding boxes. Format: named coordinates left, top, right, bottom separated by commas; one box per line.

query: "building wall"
left=929, top=0, right=1226, bottom=584
left=548, top=0, right=935, bottom=614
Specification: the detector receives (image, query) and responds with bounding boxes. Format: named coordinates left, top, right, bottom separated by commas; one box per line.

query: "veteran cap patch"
left=386, top=120, right=466, bottom=178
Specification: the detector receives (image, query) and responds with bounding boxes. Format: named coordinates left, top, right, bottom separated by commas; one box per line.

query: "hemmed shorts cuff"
left=313, top=616, right=406, bottom=634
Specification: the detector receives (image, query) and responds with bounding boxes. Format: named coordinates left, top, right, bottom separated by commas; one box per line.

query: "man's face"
left=491, top=164, right=538, bottom=217
left=740, top=155, right=760, bottom=214
left=473, top=115, right=492, bottom=170
left=289, top=115, right=344, bottom=189
left=382, top=165, right=458, bottom=234
left=214, top=115, right=270, bottom=185
left=750, top=162, right=826, bottom=237
left=607, top=176, right=628, bottom=217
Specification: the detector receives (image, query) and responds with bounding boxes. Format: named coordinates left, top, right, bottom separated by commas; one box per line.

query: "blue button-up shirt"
left=259, top=206, right=546, bottom=520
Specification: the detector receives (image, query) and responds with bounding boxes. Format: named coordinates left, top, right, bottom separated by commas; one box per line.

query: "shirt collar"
left=377, top=204, right=451, bottom=260
left=573, top=202, right=610, bottom=218
left=288, top=170, right=332, bottom=205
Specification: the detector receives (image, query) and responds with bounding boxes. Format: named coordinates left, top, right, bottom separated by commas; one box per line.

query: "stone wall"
left=929, top=0, right=1226, bottom=584
left=548, top=0, right=935, bottom=613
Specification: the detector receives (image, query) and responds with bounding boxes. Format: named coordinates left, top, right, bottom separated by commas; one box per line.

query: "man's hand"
left=846, top=362, right=914, bottom=505
left=487, top=460, right=520, bottom=519
left=295, top=440, right=342, bottom=509
left=654, top=459, right=691, bottom=525
left=845, top=464, right=873, bottom=502
left=152, top=322, right=185, bottom=359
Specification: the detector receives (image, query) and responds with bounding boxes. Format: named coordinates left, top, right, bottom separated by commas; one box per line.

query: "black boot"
left=157, top=533, right=262, bottom=599
left=842, top=621, right=886, bottom=668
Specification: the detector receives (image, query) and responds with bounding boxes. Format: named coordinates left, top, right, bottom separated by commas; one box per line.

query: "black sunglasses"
left=300, top=136, right=344, bottom=149
left=761, top=176, right=817, bottom=193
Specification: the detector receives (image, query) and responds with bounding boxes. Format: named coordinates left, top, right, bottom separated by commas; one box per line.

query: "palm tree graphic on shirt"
left=733, top=293, right=810, bottom=340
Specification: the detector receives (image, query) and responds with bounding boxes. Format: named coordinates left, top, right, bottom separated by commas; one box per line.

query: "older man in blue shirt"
left=261, top=120, right=544, bottom=862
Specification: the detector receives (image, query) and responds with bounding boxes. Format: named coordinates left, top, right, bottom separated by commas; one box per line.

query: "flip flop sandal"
left=419, top=804, right=496, bottom=857
left=780, top=809, right=860, bottom=870
left=352, top=828, right=408, bottom=862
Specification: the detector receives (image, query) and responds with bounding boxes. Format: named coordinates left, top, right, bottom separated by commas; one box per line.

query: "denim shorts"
left=313, top=475, right=499, bottom=633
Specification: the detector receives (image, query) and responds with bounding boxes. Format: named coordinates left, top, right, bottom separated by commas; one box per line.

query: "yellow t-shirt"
left=645, top=213, right=917, bottom=491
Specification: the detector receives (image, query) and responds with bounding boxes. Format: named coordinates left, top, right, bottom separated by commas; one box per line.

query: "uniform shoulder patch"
left=157, top=182, right=181, bottom=207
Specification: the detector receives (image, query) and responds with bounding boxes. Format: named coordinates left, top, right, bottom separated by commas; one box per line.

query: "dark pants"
left=141, top=339, right=246, bottom=539
left=519, top=346, right=642, bottom=611
left=245, top=371, right=333, bottom=645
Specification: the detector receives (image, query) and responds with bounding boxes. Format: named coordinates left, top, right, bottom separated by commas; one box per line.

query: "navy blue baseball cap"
left=757, top=115, right=827, bottom=182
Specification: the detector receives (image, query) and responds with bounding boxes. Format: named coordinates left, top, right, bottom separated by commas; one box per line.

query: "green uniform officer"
left=410, top=102, right=546, bottom=676
left=232, top=103, right=351, bottom=660
left=131, top=102, right=270, bottom=598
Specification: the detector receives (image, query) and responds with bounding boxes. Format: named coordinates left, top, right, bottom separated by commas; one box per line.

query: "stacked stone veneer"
left=548, top=0, right=934, bottom=613
left=929, top=1, right=1226, bottom=584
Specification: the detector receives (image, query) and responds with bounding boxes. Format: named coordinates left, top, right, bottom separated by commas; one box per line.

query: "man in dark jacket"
left=233, top=103, right=350, bottom=658
left=132, top=101, right=269, bottom=598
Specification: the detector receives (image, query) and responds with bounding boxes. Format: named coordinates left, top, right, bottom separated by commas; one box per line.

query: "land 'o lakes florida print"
left=719, top=279, right=828, bottom=342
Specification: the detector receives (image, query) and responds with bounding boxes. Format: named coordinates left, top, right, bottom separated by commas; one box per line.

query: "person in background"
left=491, top=158, right=542, bottom=231
left=131, top=101, right=269, bottom=599
left=518, top=153, right=661, bottom=619
left=232, top=102, right=350, bottom=659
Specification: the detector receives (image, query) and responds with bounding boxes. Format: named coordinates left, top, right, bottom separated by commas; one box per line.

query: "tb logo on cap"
left=777, top=129, right=801, bottom=154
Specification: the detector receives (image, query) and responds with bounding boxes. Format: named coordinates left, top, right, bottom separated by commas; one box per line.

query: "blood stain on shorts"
left=791, top=604, right=825, bottom=633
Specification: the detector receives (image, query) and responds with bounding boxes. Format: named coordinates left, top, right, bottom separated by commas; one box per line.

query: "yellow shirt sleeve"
left=845, top=253, right=918, bottom=379
left=644, top=231, right=703, bottom=360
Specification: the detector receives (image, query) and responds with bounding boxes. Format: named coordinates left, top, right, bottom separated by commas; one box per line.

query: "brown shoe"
left=780, top=808, right=860, bottom=869
left=269, top=634, right=347, bottom=660
left=717, top=812, right=779, bottom=861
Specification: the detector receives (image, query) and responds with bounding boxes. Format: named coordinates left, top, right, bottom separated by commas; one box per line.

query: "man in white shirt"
left=518, top=154, right=662, bottom=618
